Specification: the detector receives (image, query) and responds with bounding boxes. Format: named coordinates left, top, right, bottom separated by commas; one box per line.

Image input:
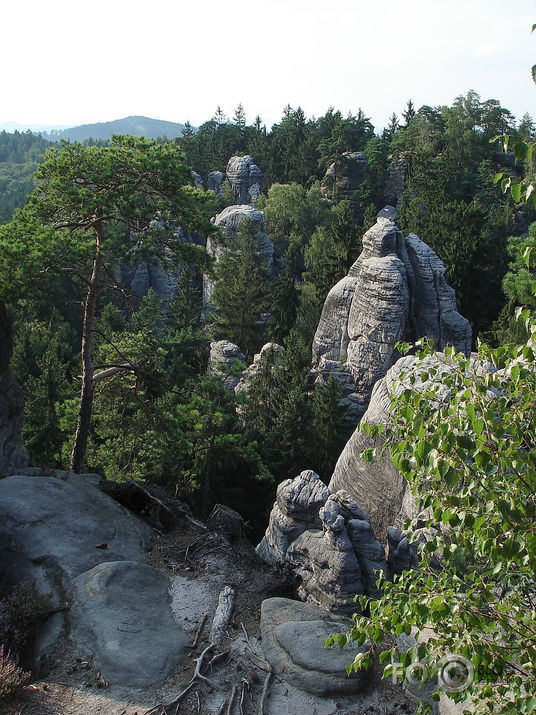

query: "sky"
left=2, top=0, right=534, bottom=131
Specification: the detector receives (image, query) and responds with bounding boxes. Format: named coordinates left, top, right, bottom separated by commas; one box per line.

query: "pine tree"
left=211, top=219, right=271, bottom=356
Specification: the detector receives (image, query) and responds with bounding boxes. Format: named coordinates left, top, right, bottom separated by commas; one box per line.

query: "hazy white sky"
left=2, top=0, right=534, bottom=130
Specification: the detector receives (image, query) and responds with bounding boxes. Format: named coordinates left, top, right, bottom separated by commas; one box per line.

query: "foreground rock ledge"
left=261, top=597, right=370, bottom=696
left=71, top=560, right=188, bottom=688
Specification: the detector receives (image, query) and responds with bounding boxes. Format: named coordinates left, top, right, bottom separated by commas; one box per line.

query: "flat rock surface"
left=70, top=560, right=187, bottom=688
left=0, top=475, right=153, bottom=578
left=261, top=597, right=369, bottom=695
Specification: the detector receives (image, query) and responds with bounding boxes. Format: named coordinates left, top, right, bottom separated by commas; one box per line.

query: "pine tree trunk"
left=71, top=221, right=103, bottom=473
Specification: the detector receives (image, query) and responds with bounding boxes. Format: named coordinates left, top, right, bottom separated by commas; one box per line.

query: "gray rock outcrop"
left=256, top=472, right=387, bottom=613
left=208, top=340, right=246, bottom=391
left=70, top=561, right=188, bottom=687
left=0, top=472, right=188, bottom=686
left=260, top=597, right=370, bottom=695
left=312, top=212, right=472, bottom=421
left=0, top=301, right=29, bottom=476
left=226, top=155, right=263, bottom=205
left=328, top=352, right=481, bottom=536
left=321, top=152, right=368, bottom=200
left=287, top=490, right=387, bottom=613
left=207, top=170, right=227, bottom=195
left=234, top=342, right=284, bottom=397
left=256, top=470, right=330, bottom=564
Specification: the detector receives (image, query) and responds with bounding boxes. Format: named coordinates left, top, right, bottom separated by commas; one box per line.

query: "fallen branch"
left=190, top=614, right=208, bottom=649
left=240, top=621, right=252, bottom=648
left=226, top=684, right=237, bottom=715
left=245, top=648, right=272, bottom=672
left=210, top=586, right=236, bottom=646
left=258, top=671, right=272, bottom=715
left=193, top=644, right=216, bottom=686
left=144, top=644, right=215, bottom=714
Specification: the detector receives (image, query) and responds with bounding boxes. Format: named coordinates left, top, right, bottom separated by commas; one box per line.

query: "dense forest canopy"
left=0, top=90, right=534, bottom=522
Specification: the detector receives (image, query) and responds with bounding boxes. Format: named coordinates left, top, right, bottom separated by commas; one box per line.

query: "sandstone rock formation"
left=261, top=597, right=370, bottom=695
left=121, top=218, right=193, bottom=310
left=328, top=352, right=489, bottom=536
left=70, top=560, right=188, bottom=687
left=257, top=471, right=387, bottom=613
left=288, top=490, right=387, bottom=613
left=202, top=205, right=274, bottom=314
left=0, top=301, right=29, bottom=476
left=312, top=211, right=472, bottom=421
left=207, top=170, right=227, bottom=195
left=208, top=340, right=246, bottom=391
left=256, top=470, right=330, bottom=564
left=191, top=170, right=204, bottom=189
left=226, top=155, right=263, bottom=205
left=0, top=471, right=187, bottom=686
left=321, top=152, right=368, bottom=200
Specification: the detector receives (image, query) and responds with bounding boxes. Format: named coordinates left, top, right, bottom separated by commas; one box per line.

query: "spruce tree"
left=211, top=218, right=271, bottom=356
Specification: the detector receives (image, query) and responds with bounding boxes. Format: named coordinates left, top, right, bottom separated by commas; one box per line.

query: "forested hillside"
left=0, top=91, right=534, bottom=517
left=0, top=131, right=50, bottom=223
left=0, top=87, right=534, bottom=713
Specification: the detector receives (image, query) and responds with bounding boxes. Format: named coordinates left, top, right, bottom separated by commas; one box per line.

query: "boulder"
left=0, top=475, right=153, bottom=579
left=226, top=155, right=264, bottom=205
left=207, top=340, right=246, bottom=391
left=70, top=561, right=188, bottom=687
left=256, top=470, right=330, bottom=564
left=260, top=597, right=370, bottom=695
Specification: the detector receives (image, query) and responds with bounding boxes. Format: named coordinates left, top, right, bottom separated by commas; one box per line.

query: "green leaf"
left=511, top=182, right=522, bottom=203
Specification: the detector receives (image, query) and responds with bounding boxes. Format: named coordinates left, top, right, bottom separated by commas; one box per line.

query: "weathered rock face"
left=256, top=471, right=387, bottom=613
left=226, top=155, right=264, bottom=205
left=261, top=597, right=370, bottom=695
left=70, top=561, right=188, bottom=687
left=121, top=219, right=194, bottom=310
left=328, top=353, right=480, bottom=536
left=208, top=340, right=246, bottom=391
left=0, top=472, right=188, bottom=686
left=0, top=301, right=29, bottom=476
left=207, top=170, right=227, bottom=195
left=256, top=470, right=330, bottom=564
left=321, top=152, right=368, bottom=200
left=202, top=205, right=274, bottom=313
left=288, top=490, right=387, bottom=613
left=312, top=212, right=472, bottom=421
left=191, top=170, right=204, bottom=189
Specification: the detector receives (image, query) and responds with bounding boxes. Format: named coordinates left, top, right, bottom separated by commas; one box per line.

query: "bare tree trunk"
left=71, top=220, right=103, bottom=473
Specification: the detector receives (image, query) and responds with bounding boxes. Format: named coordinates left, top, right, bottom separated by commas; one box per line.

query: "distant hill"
left=44, top=116, right=187, bottom=142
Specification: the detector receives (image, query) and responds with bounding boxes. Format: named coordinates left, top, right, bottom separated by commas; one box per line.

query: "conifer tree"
left=211, top=219, right=271, bottom=356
